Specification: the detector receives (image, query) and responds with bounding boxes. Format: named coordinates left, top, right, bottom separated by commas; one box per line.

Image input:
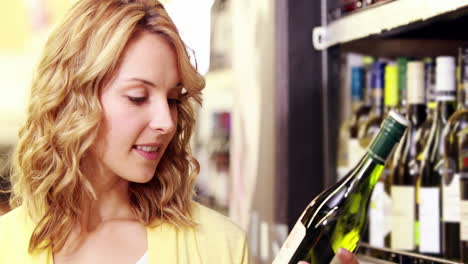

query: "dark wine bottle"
left=411, top=58, right=436, bottom=250
left=359, top=61, right=386, bottom=148
left=398, top=57, right=409, bottom=116
left=458, top=136, right=468, bottom=263
left=440, top=48, right=468, bottom=260
left=273, top=112, right=408, bottom=264
left=418, top=58, right=436, bottom=145
left=419, top=56, right=456, bottom=257
left=456, top=127, right=468, bottom=263
left=368, top=63, right=398, bottom=248
left=338, top=66, right=368, bottom=180
left=391, top=61, right=427, bottom=251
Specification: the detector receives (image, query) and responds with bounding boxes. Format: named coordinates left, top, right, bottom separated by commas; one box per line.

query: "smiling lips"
left=133, top=144, right=161, bottom=160
left=135, top=145, right=160, bottom=152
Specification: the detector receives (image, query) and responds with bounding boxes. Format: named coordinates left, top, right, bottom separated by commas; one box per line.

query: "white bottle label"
left=348, top=139, right=366, bottom=170
left=419, top=187, right=441, bottom=253
left=461, top=201, right=468, bottom=241
left=383, top=185, right=392, bottom=239
left=391, top=186, right=415, bottom=250
left=272, top=219, right=306, bottom=264
left=369, top=182, right=385, bottom=248
left=442, top=173, right=461, bottom=223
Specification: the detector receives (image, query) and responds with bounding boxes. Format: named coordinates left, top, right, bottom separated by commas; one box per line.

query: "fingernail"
left=337, top=248, right=352, bottom=262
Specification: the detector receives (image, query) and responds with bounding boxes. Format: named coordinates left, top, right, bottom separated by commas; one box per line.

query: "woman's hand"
left=297, top=248, right=359, bottom=264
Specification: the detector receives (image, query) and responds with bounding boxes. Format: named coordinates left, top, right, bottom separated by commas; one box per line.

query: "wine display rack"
left=313, top=0, right=468, bottom=49
left=327, top=0, right=397, bottom=23
left=315, top=1, right=468, bottom=264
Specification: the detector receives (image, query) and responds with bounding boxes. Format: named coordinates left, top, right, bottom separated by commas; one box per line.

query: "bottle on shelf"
left=368, top=63, right=398, bottom=249
left=337, top=66, right=367, bottom=180
left=414, top=61, right=437, bottom=252
left=418, top=56, right=457, bottom=257
left=398, top=57, right=409, bottom=115
left=391, top=61, right=427, bottom=252
left=417, top=58, right=436, bottom=145
left=440, top=48, right=467, bottom=261
left=359, top=61, right=386, bottom=148
left=358, top=56, right=376, bottom=130
left=356, top=56, right=375, bottom=243
left=458, top=133, right=468, bottom=263
left=273, top=112, right=409, bottom=264
left=384, top=63, right=400, bottom=116
left=353, top=57, right=377, bottom=143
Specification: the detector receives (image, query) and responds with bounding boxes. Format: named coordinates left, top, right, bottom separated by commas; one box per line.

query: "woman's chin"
left=128, top=174, right=154, bottom=184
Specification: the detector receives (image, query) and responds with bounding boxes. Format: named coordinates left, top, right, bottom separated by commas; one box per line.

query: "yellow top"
left=0, top=202, right=251, bottom=264
left=384, top=64, right=399, bottom=107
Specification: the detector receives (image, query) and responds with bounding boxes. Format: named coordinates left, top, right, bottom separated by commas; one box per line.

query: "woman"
left=1, top=0, right=247, bottom=263
left=0, top=0, right=359, bottom=263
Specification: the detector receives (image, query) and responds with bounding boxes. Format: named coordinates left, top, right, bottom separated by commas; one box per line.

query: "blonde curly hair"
left=9, top=0, right=205, bottom=253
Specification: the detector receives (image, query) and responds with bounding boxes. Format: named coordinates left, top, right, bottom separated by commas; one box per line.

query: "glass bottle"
left=441, top=47, right=468, bottom=260
left=359, top=61, right=386, bottom=148
left=418, top=56, right=456, bottom=257
left=391, top=61, right=427, bottom=251
left=273, top=112, right=408, bottom=264
left=368, top=63, right=398, bottom=248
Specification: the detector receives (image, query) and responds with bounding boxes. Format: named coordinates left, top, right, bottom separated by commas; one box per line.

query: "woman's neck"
left=79, top=161, right=138, bottom=232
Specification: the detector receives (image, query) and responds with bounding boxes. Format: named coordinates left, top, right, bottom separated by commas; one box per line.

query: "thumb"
left=332, top=248, right=359, bottom=264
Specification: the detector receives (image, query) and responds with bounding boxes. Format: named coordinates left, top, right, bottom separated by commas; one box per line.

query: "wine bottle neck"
left=366, top=113, right=408, bottom=165
left=363, top=68, right=373, bottom=106
left=398, top=58, right=408, bottom=111
left=457, top=83, right=468, bottom=110
left=407, top=104, right=427, bottom=127
left=384, top=106, right=398, bottom=118
left=436, top=100, right=456, bottom=122
left=351, top=100, right=361, bottom=112
left=371, top=88, right=384, bottom=116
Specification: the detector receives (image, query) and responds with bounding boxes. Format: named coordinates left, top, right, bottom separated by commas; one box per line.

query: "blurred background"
left=2, top=1, right=468, bottom=264
left=0, top=1, right=281, bottom=263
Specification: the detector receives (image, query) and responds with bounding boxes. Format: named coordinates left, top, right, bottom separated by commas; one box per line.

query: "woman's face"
left=90, top=31, right=181, bottom=184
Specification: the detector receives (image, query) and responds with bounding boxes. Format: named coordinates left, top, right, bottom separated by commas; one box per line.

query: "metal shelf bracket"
left=313, top=26, right=327, bottom=50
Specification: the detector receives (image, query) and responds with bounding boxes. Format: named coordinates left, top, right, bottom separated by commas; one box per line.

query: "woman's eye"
left=127, top=96, right=147, bottom=104
left=168, top=98, right=182, bottom=106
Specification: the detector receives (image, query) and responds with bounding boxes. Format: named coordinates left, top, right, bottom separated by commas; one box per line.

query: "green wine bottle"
left=273, top=111, right=408, bottom=264
left=398, top=57, right=409, bottom=116
left=338, top=66, right=368, bottom=180
left=419, top=56, right=456, bottom=257
left=456, top=47, right=468, bottom=264
left=458, top=133, right=468, bottom=263
left=391, top=61, right=427, bottom=251
left=359, top=61, right=386, bottom=148
left=441, top=48, right=467, bottom=260
left=368, top=63, right=398, bottom=248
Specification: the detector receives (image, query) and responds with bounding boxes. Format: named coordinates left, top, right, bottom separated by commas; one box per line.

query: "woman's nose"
left=148, top=101, right=176, bottom=134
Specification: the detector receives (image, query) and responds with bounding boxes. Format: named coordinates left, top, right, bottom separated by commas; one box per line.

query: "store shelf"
left=357, top=243, right=464, bottom=264
left=313, top=0, right=468, bottom=49
left=342, top=39, right=468, bottom=58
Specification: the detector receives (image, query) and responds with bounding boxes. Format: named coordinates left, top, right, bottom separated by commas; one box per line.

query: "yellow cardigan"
left=0, top=202, right=251, bottom=263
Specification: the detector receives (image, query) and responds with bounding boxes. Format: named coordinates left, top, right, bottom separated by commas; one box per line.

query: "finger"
left=336, top=248, right=359, bottom=264
left=297, top=262, right=309, bottom=264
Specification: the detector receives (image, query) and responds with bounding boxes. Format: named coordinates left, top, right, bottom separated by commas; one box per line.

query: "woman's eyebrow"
left=126, top=77, right=156, bottom=88
left=126, top=78, right=182, bottom=91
